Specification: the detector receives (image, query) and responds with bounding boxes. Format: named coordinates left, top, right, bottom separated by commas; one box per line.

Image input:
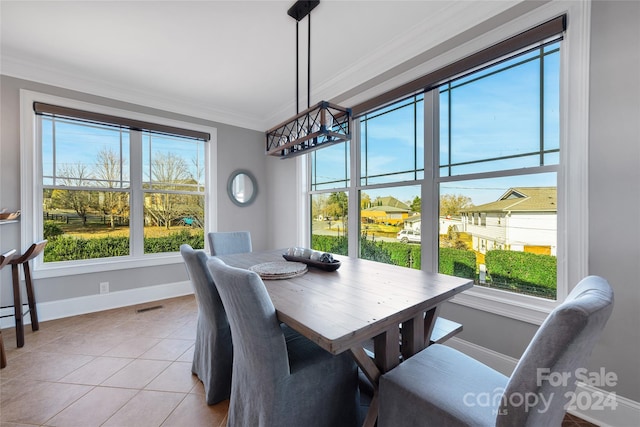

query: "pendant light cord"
left=307, top=13, right=311, bottom=109
left=294, top=8, right=313, bottom=113
left=296, top=21, right=299, bottom=114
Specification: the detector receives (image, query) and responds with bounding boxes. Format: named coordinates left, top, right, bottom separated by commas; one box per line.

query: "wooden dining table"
left=216, top=249, right=473, bottom=427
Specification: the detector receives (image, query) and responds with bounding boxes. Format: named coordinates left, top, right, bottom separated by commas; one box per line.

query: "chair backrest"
left=207, top=231, right=252, bottom=256
left=497, top=275, right=614, bottom=426
left=180, top=244, right=229, bottom=330
left=206, top=257, right=290, bottom=381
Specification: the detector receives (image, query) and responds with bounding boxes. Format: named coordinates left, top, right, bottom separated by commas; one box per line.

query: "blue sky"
left=41, top=117, right=204, bottom=187
left=312, top=42, right=560, bottom=208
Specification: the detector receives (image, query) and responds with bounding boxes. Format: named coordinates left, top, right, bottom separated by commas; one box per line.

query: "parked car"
left=397, top=229, right=421, bottom=243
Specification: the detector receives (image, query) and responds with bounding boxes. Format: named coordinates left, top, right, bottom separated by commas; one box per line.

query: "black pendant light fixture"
left=265, top=0, right=351, bottom=159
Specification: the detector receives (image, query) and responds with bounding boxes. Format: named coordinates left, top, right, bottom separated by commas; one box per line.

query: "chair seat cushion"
left=379, top=344, right=509, bottom=427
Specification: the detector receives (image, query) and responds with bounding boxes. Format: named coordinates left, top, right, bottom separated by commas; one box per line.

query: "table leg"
left=349, top=346, right=382, bottom=427
left=350, top=326, right=399, bottom=427
left=373, top=325, right=400, bottom=372
left=423, top=306, right=441, bottom=346
left=401, top=313, right=425, bottom=360
left=362, top=393, right=379, bottom=427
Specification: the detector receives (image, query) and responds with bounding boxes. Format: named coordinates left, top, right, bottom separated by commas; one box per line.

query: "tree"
left=440, top=194, right=473, bottom=217
left=327, top=192, right=348, bottom=219
left=52, top=163, right=94, bottom=224
left=147, top=152, right=191, bottom=229
left=311, top=194, right=328, bottom=220
left=361, top=192, right=371, bottom=210
left=440, top=225, right=468, bottom=250
left=93, top=147, right=128, bottom=229
left=327, top=192, right=348, bottom=234
left=410, top=196, right=421, bottom=213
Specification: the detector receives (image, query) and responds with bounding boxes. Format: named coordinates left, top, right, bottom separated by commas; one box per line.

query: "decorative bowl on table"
left=282, top=249, right=341, bottom=272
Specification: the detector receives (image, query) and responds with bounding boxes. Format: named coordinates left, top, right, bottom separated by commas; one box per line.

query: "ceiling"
left=1, top=0, right=524, bottom=131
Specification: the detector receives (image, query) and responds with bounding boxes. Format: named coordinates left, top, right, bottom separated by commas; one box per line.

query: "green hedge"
left=44, top=230, right=204, bottom=262
left=439, top=247, right=476, bottom=278
left=311, top=235, right=348, bottom=255
left=310, top=236, right=555, bottom=297
left=144, top=229, right=204, bottom=253
left=485, top=250, right=556, bottom=296
left=363, top=240, right=422, bottom=269
left=360, top=239, right=394, bottom=265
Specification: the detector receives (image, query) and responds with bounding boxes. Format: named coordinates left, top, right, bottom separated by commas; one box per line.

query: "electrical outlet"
left=99, top=282, right=109, bottom=294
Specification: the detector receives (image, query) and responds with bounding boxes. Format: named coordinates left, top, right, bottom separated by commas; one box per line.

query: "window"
left=309, top=140, right=350, bottom=255
left=359, top=95, right=423, bottom=263
left=360, top=95, right=424, bottom=185
left=21, top=91, right=216, bottom=276
left=42, top=117, right=133, bottom=258
left=439, top=42, right=559, bottom=299
left=141, top=132, right=206, bottom=254
left=306, top=4, right=590, bottom=323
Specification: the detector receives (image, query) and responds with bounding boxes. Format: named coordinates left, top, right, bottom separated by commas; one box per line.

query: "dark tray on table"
left=282, top=254, right=341, bottom=271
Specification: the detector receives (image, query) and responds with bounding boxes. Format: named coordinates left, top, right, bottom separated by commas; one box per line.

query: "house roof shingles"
left=463, top=187, right=557, bottom=213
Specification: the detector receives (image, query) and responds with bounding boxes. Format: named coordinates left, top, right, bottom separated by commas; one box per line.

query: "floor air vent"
left=136, top=305, right=163, bottom=313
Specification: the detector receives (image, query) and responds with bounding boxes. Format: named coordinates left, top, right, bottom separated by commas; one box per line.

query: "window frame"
left=20, top=90, right=218, bottom=278
left=301, top=1, right=590, bottom=325
left=446, top=2, right=590, bottom=324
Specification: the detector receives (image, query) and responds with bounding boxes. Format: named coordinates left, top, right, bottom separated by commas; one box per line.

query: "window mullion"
left=423, top=89, right=439, bottom=273
left=539, top=46, right=545, bottom=166
left=348, top=119, right=361, bottom=258
left=129, top=130, right=143, bottom=257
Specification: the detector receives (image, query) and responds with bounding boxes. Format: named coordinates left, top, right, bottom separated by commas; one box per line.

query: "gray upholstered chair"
left=207, top=231, right=252, bottom=256
left=180, top=244, right=232, bottom=405
left=206, top=257, right=360, bottom=427
left=379, top=275, right=614, bottom=427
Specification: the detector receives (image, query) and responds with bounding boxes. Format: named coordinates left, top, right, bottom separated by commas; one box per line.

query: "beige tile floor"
left=0, top=294, right=598, bottom=427
left=1, top=295, right=228, bottom=427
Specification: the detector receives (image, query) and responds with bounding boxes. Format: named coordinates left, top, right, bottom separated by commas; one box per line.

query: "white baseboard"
left=446, top=337, right=640, bottom=427
left=0, top=281, right=194, bottom=329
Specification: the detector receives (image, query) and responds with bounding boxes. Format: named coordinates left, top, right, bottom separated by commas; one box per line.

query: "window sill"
left=450, top=284, right=558, bottom=325
left=34, top=253, right=184, bottom=279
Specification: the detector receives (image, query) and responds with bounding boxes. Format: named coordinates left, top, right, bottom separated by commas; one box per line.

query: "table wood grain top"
left=216, top=249, right=473, bottom=355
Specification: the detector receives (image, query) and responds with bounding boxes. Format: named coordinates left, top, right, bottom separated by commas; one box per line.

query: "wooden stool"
left=7, top=240, right=47, bottom=348
left=0, top=249, right=17, bottom=368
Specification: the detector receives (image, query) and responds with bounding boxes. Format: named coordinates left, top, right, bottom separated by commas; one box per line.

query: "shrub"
left=361, top=239, right=393, bottom=265
left=43, top=230, right=204, bottom=262
left=364, top=240, right=421, bottom=269
left=485, top=250, right=556, bottom=296
left=43, top=220, right=64, bottom=241
left=439, top=247, right=476, bottom=278
left=311, top=235, right=348, bottom=255
left=144, top=229, right=204, bottom=253
left=44, top=235, right=129, bottom=261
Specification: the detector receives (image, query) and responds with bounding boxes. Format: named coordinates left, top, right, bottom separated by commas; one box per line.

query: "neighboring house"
left=361, top=196, right=411, bottom=225
left=402, top=214, right=422, bottom=231
left=439, top=215, right=463, bottom=236
left=461, top=187, right=557, bottom=256
left=401, top=214, right=463, bottom=236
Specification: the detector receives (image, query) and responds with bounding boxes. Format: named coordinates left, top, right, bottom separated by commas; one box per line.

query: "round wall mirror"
left=227, top=169, right=258, bottom=207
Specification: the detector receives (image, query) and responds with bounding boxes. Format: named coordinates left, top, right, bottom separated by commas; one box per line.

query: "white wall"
left=586, top=0, right=640, bottom=403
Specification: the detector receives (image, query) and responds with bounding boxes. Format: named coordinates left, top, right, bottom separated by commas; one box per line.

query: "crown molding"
left=2, top=1, right=525, bottom=133
left=2, top=53, right=266, bottom=131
